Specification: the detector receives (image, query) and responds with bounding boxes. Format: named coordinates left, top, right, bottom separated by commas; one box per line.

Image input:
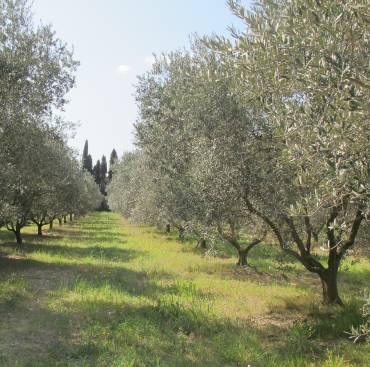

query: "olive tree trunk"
left=14, top=229, right=23, bottom=245
left=37, top=223, right=43, bottom=236
left=243, top=196, right=364, bottom=306
left=319, top=266, right=343, bottom=305
left=237, top=249, right=248, bottom=266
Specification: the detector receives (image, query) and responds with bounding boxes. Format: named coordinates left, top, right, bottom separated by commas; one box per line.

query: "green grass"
left=0, top=212, right=369, bottom=366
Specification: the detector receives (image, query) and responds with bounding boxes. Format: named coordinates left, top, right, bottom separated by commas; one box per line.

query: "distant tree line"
left=82, top=140, right=118, bottom=210
left=108, top=0, right=369, bottom=306
left=0, top=0, right=102, bottom=244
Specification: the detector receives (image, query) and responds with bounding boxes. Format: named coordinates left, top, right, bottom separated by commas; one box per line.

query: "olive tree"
left=0, top=0, right=95, bottom=244
left=1, top=124, right=54, bottom=243
left=133, top=54, right=205, bottom=236
left=133, top=49, right=269, bottom=262
left=29, top=136, right=101, bottom=236
left=108, top=151, right=175, bottom=229
left=204, top=0, right=369, bottom=304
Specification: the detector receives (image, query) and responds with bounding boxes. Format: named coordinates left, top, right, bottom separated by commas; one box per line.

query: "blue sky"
left=32, top=1, right=248, bottom=162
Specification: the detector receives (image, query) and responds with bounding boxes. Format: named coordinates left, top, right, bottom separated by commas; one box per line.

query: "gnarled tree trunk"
left=236, top=237, right=265, bottom=266
left=37, top=223, right=43, bottom=236
left=237, top=249, right=248, bottom=266
left=14, top=228, right=22, bottom=245
left=319, top=267, right=342, bottom=305
left=7, top=223, right=24, bottom=245
left=243, top=196, right=364, bottom=306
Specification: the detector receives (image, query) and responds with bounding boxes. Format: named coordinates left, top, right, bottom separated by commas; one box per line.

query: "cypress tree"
left=101, top=155, right=108, bottom=181
left=93, top=160, right=101, bottom=185
left=82, top=140, right=89, bottom=170
left=108, top=149, right=118, bottom=180
left=100, top=155, right=108, bottom=197
left=86, top=154, right=93, bottom=174
left=82, top=140, right=94, bottom=174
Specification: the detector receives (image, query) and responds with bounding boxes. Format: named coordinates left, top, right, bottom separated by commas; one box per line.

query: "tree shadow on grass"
left=4, top=233, right=127, bottom=246
left=0, top=255, right=181, bottom=300
left=0, top=289, right=262, bottom=366
left=0, top=256, right=366, bottom=366
left=48, top=225, right=127, bottom=239
left=0, top=252, right=266, bottom=367
left=59, top=228, right=127, bottom=237
left=0, top=299, right=73, bottom=366
left=1, top=222, right=132, bottom=265
left=1, top=293, right=363, bottom=367
left=194, top=260, right=303, bottom=286
left=71, top=220, right=123, bottom=230
left=0, top=241, right=139, bottom=263
left=0, top=253, right=219, bottom=306
left=60, top=234, right=127, bottom=243
left=55, top=301, right=264, bottom=367
left=193, top=252, right=370, bottom=301
left=1, top=224, right=127, bottom=246
left=13, top=290, right=358, bottom=367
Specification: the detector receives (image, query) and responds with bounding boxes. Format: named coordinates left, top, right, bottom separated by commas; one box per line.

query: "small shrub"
left=291, top=320, right=315, bottom=338
left=346, top=290, right=369, bottom=343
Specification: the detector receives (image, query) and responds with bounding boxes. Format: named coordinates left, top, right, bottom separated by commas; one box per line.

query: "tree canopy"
left=108, top=0, right=369, bottom=305
left=0, top=0, right=102, bottom=243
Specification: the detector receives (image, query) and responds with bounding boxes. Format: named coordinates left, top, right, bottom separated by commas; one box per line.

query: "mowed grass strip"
left=0, top=212, right=369, bottom=366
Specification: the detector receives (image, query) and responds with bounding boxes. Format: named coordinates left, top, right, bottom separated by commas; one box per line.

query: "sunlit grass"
left=0, top=212, right=369, bottom=366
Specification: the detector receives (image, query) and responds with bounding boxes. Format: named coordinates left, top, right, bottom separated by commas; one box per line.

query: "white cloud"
left=144, top=55, right=155, bottom=65
left=116, top=64, right=132, bottom=76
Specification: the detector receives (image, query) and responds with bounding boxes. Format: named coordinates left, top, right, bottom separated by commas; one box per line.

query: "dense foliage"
left=0, top=0, right=102, bottom=243
left=108, top=0, right=369, bottom=305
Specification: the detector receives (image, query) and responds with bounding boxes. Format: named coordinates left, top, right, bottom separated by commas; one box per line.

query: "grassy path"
left=0, top=212, right=369, bottom=366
